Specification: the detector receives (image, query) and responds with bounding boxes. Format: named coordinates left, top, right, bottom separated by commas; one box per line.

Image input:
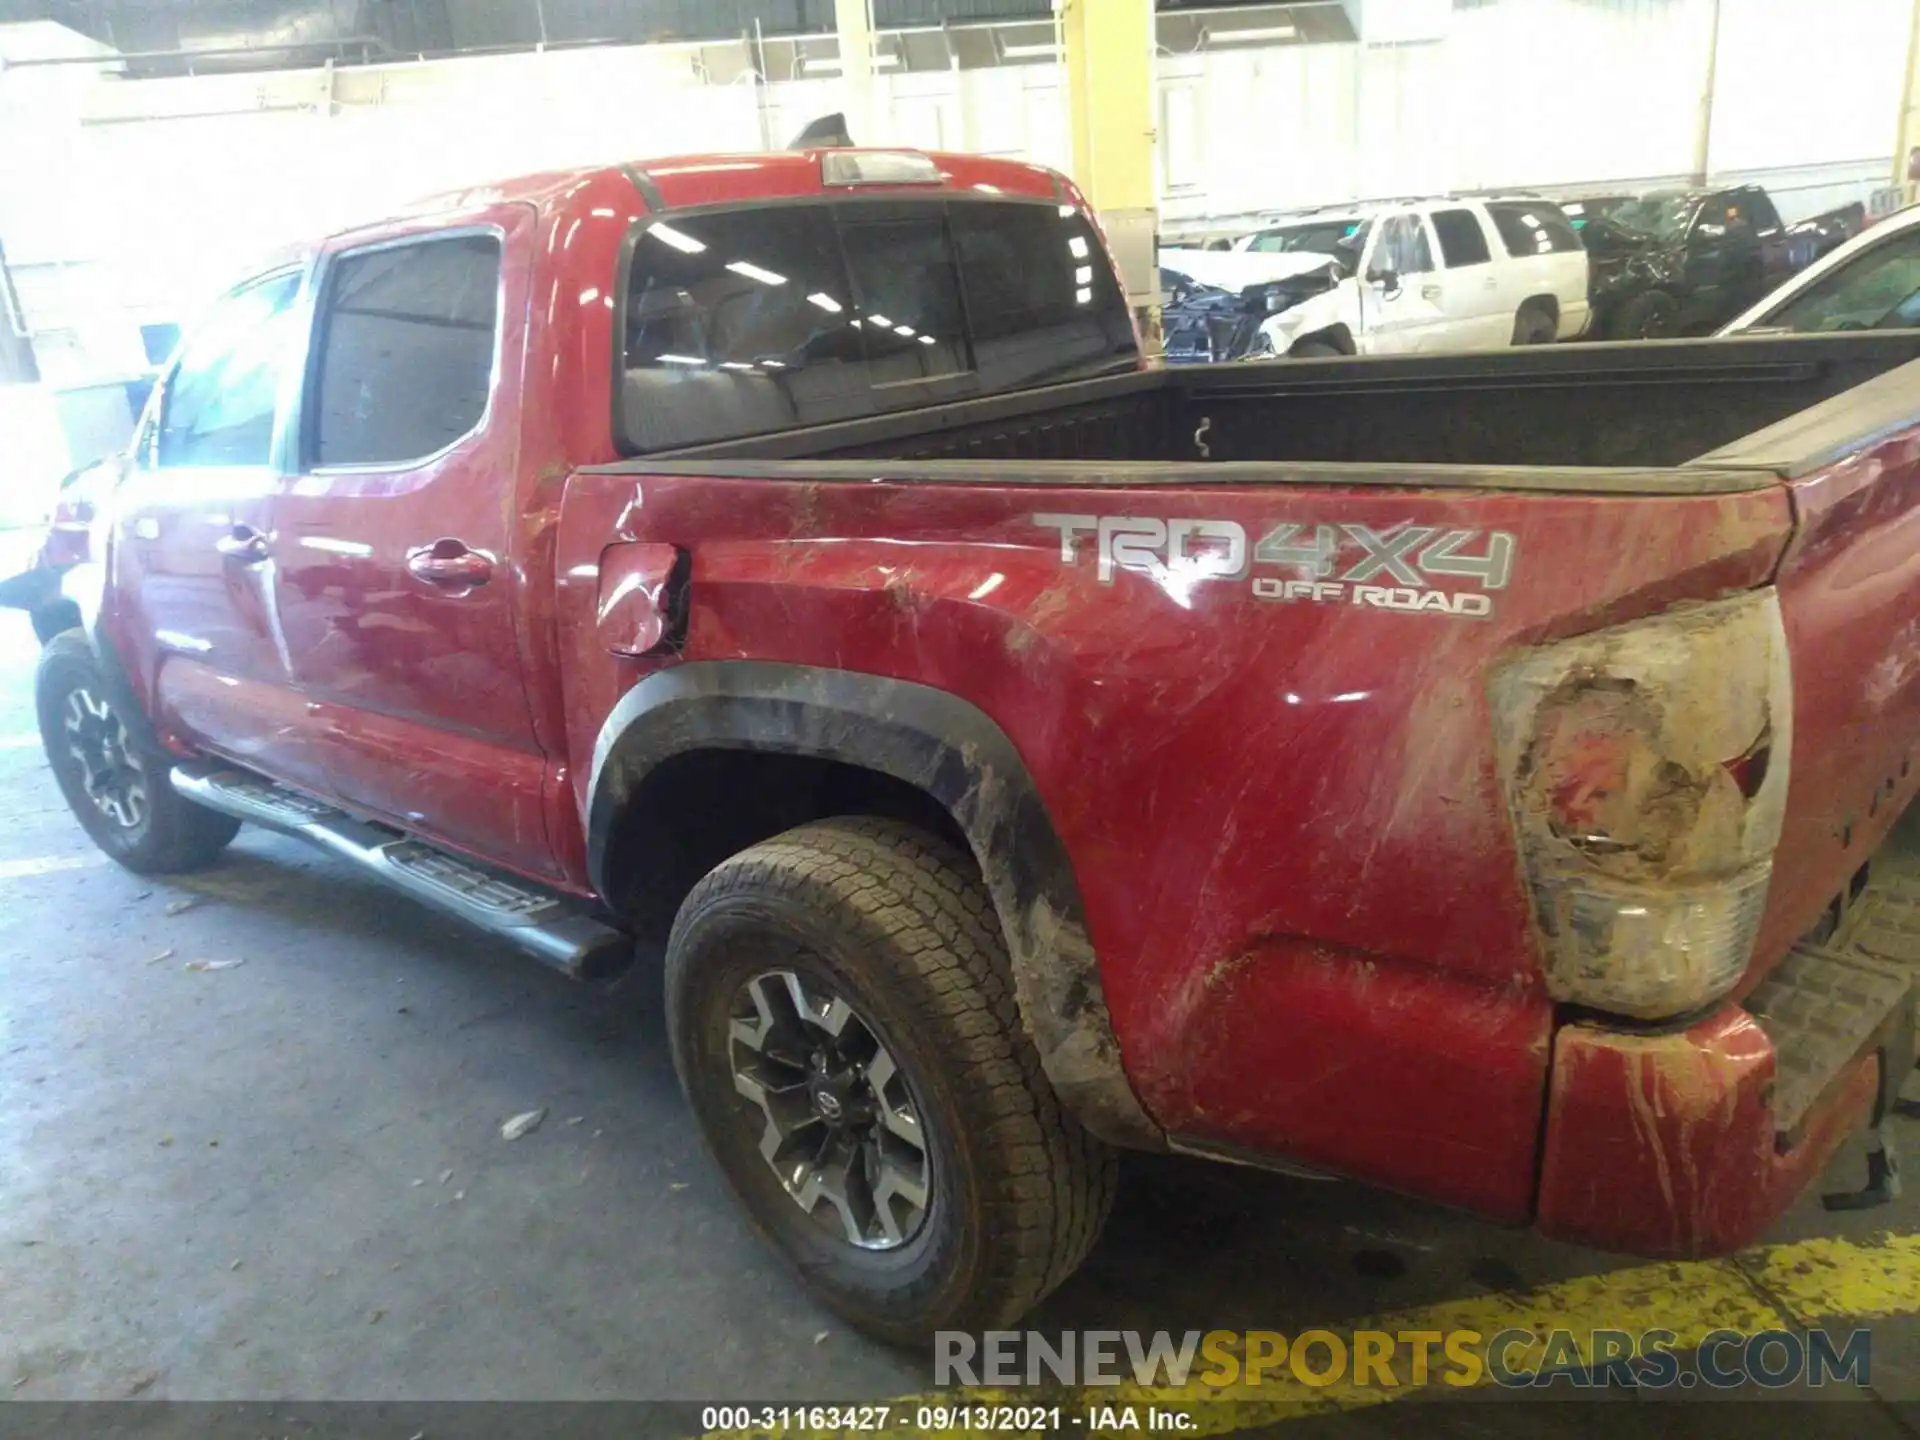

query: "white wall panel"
left=1, top=0, right=1913, bottom=380
left=1446, top=0, right=1707, bottom=190
left=1706, top=0, right=1907, bottom=175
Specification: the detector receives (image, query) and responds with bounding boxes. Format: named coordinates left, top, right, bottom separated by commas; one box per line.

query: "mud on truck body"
left=25, top=145, right=1920, bottom=1344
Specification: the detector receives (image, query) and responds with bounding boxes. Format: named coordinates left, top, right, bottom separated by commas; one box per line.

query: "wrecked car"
left=1583, top=184, right=1865, bottom=338
left=25, top=144, right=1920, bottom=1347
left=1158, top=252, right=1343, bottom=362
left=1168, top=196, right=1589, bottom=359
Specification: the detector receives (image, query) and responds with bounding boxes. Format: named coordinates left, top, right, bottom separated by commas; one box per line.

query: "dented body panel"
left=555, top=467, right=1794, bottom=1204
left=1536, top=1011, right=1876, bottom=1257
left=1752, top=424, right=1920, bottom=977
left=88, top=149, right=1920, bottom=1266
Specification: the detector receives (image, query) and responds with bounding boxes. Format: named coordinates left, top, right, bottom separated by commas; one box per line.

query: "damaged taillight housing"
left=1491, top=591, right=1792, bottom=1020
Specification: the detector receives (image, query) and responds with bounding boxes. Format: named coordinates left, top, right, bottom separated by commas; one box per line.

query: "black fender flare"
left=85, top=616, right=166, bottom=755
left=586, top=660, right=1161, bottom=1150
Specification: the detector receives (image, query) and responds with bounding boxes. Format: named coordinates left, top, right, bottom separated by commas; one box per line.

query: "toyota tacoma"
left=30, top=147, right=1920, bottom=1345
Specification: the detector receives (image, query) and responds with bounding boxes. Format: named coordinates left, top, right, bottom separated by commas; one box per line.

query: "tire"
left=31, top=598, right=82, bottom=647
left=1511, top=304, right=1557, bottom=345
left=35, top=630, right=240, bottom=874
left=1289, top=338, right=1343, bottom=358
left=1608, top=290, right=1678, bottom=340
left=666, top=817, right=1116, bottom=1345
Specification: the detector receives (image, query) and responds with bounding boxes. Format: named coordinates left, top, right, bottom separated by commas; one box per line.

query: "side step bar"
left=171, top=763, right=631, bottom=981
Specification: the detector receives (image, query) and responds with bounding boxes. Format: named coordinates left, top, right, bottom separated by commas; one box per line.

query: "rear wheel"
left=35, top=631, right=240, bottom=874
left=666, top=817, right=1116, bottom=1345
left=1512, top=304, right=1557, bottom=345
left=1289, top=338, right=1343, bottom=358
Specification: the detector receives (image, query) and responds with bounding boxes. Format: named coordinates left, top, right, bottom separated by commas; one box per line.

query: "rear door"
left=1426, top=205, right=1504, bottom=348
left=1358, top=211, right=1449, bottom=353
left=112, top=269, right=309, bottom=772
left=1483, top=200, right=1588, bottom=337
left=271, top=209, right=557, bottom=880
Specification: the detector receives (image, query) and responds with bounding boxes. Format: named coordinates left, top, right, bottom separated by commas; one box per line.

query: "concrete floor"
left=2, top=617, right=1918, bottom=1434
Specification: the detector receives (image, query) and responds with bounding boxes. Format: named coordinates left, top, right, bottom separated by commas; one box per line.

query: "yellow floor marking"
left=0, top=854, right=106, bottom=881
left=714, top=1230, right=1918, bottom=1438
left=1746, top=1230, right=1920, bottom=1320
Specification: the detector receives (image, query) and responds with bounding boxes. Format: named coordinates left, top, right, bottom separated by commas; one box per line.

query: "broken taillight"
left=1491, top=591, right=1792, bottom=1019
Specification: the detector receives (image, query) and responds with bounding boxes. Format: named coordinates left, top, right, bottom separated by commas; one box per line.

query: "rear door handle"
left=214, top=524, right=270, bottom=564
left=406, top=538, right=494, bottom=589
left=1420, top=284, right=1443, bottom=302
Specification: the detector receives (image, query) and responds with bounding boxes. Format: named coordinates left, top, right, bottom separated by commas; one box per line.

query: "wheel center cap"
left=808, top=1066, right=862, bottom=1125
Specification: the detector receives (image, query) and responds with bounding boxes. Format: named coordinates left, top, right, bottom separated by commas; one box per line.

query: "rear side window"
left=1430, top=209, right=1492, bottom=267
left=309, top=233, right=500, bottom=468
left=1486, top=202, right=1583, bottom=256
left=157, top=271, right=302, bottom=468
left=618, top=197, right=1137, bottom=453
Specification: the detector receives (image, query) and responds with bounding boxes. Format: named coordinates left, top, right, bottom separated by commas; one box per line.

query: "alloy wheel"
left=727, top=969, right=932, bottom=1251
left=62, top=685, right=147, bottom=829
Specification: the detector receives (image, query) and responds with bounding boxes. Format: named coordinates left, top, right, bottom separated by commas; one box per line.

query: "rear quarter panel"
left=559, top=464, right=1791, bottom=1216
left=1748, top=424, right=1920, bottom=975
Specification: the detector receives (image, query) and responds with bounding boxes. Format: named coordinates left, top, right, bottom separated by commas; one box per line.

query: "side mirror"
left=1367, top=267, right=1399, bottom=292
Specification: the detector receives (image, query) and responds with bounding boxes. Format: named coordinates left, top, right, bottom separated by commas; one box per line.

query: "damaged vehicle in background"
left=1160, top=197, right=1588, bottom=360
left=1583, top=184, right=1865, bottom=338
left=1158, top=253, right=1344, bottom=363
left=0, top=456, right=119, bottom=645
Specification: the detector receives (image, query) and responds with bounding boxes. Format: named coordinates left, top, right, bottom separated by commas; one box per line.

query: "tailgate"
left=1695, top=358, right=1920, bottom=980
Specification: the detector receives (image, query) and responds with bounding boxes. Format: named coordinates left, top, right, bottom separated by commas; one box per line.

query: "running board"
left=171, top=763, right=631, bottom=981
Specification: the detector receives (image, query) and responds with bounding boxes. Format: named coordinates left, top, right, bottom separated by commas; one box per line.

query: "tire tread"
left=669, top=817, right=1116, bottom=1334
left=35, top=630, right=239, bottom=874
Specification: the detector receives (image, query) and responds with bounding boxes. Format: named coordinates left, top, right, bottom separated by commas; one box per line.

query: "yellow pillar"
left=1895, top=0, right=1920, bottom=207
left=1058, top=0, right=1158, bottom=328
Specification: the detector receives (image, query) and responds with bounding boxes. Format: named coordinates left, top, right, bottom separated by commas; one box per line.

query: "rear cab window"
left=617, top=197, right=1137, bottom=453
left=1485, top=202, right=1583, bottom=257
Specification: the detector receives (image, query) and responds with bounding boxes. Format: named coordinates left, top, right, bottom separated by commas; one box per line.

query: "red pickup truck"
left=32, top=147, right=1920, bottom=1346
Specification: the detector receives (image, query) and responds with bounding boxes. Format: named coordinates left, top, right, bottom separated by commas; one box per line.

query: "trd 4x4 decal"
left=1032, top=514, right=1515, bottom=618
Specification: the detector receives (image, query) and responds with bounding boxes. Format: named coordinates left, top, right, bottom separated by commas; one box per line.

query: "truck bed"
left=565, top=326, right=1920, bottom=1241
left=622, top=331, right=1920, bottom=481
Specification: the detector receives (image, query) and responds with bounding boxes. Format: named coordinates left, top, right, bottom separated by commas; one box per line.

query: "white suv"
left=1165, top=197, right=1591, bottom=359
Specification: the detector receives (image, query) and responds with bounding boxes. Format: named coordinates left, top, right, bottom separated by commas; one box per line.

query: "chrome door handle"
left=1420, top=284, right=1443, bottom=302
left=214, top=524, right=270, bottom=564
left=406, top=539, right=494, bottom=588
